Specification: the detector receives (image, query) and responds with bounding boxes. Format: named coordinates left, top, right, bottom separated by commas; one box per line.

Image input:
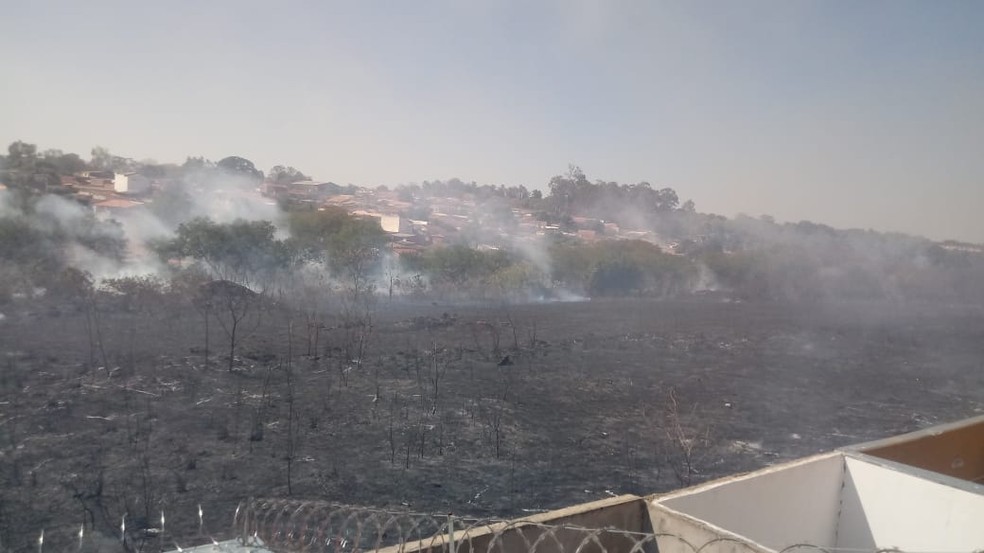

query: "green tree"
left=588, top=261, right=644, bottom=296
left=268, top=165, right=309, bottom=185
left=6, top=141, right=38, bottom=172
left=182, top=156, right=215, bottom=172
left=149, top=184, right=194, bottom=228
left=90, top=146, right=113, bottom=171
left=547, top=164, right=589, bottom=219
left=217, top=156, right=263, bottom=181
left=288, top=208, right=386, bottom=266
left=154, top=217, right=292, bottom=287
left=2, top=142, right=59, bottom=192
left=551, top=239, right=696, bottom=297
left=0, top=217, right=55, bottom=270
left=88, top=146, right=133, bottom=172
left=41, top=149, right=87, bottom=175
left=0, top=198, right=126, bottom=291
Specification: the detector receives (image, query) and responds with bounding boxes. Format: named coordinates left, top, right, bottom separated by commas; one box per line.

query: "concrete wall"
left=647, top=502, right=771, bottom=553
left=650, top=451, right=984, bottom=553
left=653, top=453, right=844, bottom=551
left=838, top=456, right=984, bottom=551
left=855, top=415, right=984, bottom=484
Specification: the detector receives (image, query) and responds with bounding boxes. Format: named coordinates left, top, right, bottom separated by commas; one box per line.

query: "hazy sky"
left=2, top=1, right=983, bottom=241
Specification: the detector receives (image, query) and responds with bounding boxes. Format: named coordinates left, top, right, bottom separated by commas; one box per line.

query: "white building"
left=379, top=213, right=411, bottom=234
left=352, top=210, right=411, bottom=234
left=113, top=172, right=151, bottom=195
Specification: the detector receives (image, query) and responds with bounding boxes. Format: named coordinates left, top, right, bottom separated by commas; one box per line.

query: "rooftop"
left=93, top=198, right=144, bottom=209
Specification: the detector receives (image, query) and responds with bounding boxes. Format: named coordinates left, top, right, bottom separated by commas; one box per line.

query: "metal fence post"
left=448, top=513, right=456, bottom=553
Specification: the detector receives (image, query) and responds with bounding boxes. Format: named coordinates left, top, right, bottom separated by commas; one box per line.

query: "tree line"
left=4, top=138, right=984, bottom=305
left=0, top=140, right=312, bottom=193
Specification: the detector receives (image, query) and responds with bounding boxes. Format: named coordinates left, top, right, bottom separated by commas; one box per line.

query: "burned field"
left=1, top=296, right=983, bottom=550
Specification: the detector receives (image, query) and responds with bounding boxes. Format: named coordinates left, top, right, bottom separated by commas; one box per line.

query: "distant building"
left=93, top=198, right=145, bottom=218
left=261, top=179, right=340, bottom=202
left=114, top=172, right=151, bottom=195
left=324, top=194, right=357, bottom=208
left=380, top=214, right=411, bottom=234
left=83, top=170, right=115, bottom=179
left=352, top=210, right=412, bottom=234
left=288, top=180, right=338, bottom=201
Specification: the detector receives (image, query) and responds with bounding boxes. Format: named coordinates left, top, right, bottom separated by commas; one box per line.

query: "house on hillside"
left=323, top=194, right=357, bottom=208
left=93, top=198, right=145, bottom=218
left=114, top=172, right=151, bottom=195
left=287, top=180, right=339, bottom=201
left=351, top=210, right=412, bottom=234
left=83, top=170, right=115, bottom=180
left=261, top=180, right=340, bottom=202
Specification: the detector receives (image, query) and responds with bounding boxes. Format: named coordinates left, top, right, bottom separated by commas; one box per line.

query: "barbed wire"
left=22, top=502, right=241, bottom=553
left=23, top=499, right=983, bottom=553
left=231, top=499, right=982, bottom=553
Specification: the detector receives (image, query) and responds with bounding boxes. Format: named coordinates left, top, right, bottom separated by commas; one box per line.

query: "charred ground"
left=1, top=295, right=983, bottom=551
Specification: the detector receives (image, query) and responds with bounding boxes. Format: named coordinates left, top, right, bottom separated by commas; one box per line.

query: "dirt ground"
left=1, top=295, right=983, bottom=551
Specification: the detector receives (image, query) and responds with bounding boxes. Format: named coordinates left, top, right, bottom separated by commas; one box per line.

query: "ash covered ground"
left=1, top=296, right=983, bottom=551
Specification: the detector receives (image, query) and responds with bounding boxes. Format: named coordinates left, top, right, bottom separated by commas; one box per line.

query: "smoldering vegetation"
left=3, top=154, right=984, bottom=309
left=2, top=292, right=983, bottom=551
left=1, top=144, right=984, bottom=550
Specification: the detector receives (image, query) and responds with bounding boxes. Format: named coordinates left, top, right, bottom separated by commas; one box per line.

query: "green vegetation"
left=3, top=138, right=984, bottom=305
left=550, top=240, right=695, bottom=297
left=287, top=207, right=388, bottom=273
left=152, top=218, right=293, bottom=286
left=0, top=191, right=126, bottom=301
left=397, top=240, right=696, bottom=299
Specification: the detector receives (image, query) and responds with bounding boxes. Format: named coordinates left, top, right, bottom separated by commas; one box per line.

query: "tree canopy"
left=217, top=156, right=263, bottom=181
left=268, top=165, right=309, bottom=185
left=153, top=217, right=293, bottom=286
left=544, top=165, right=682, bottom=224
left=287, top=207, right=388, bottom=275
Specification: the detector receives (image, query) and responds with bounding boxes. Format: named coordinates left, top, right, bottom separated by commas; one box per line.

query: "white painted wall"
left=114, top=173, right=150, bottom=194
left=379, top=214, right=409, bottom=234
left=651, top=452, right=984, bottom=553
left=838, top=456, right=984, bottom=552
left=656, top=453, right=844, bottom=550
left=648, top=503, right=771, bottom=553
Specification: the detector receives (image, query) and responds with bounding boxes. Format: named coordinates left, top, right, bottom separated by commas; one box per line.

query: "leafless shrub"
left=659, top=388, right=710, bottom=487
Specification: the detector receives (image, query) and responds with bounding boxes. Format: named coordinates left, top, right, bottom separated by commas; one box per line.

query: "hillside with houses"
left=3, top=141, right=984, bottom=304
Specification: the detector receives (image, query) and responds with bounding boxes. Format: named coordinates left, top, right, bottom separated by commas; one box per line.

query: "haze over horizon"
left=2, top=1, right=983, bottom=242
